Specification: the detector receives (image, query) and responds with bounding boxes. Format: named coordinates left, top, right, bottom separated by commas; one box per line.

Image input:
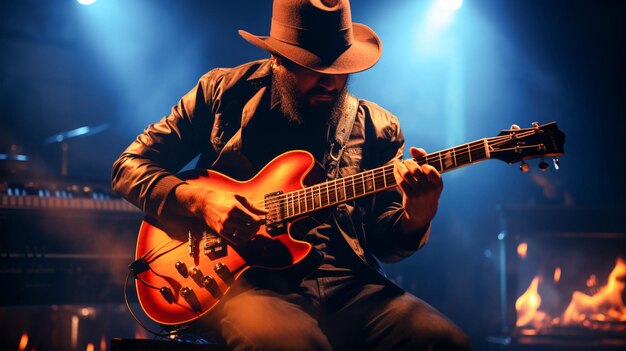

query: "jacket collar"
left=246, top=59, right=282, bottom=111
left=247, top=59, right=272, bottom=81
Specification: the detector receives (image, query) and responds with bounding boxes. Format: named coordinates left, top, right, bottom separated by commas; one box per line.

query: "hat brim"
left=238, top=23, right=381, bottom=75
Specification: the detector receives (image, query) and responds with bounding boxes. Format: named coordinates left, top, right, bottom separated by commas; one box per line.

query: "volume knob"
left=214, top=262, right=234, bottom=285
left=202, top=275, right=223, bottom=298
left=180, top=287, right=201, bottom=312
left=175, top=261, right=188, bottom=278
left=189, top=267, right=204, bottom=286
left=159, top=286, right=175, bottom=304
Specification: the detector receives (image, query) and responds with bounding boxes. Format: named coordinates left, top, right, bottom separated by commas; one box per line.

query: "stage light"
left=77, top=0, right=96, bottom=5
left=437, top=0, right=463, bottom=12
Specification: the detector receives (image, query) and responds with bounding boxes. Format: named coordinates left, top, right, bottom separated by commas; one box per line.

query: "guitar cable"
left=124, top=269, right=174, bottom=338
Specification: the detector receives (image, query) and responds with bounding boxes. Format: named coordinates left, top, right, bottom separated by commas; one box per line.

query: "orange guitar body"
left=134, top=150, right=320, bottom=325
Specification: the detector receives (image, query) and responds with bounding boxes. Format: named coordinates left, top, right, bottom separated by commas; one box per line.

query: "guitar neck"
left=280, top=138, right=491, bottom=219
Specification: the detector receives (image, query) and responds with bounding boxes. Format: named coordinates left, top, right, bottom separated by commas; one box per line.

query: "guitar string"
left=257, top=134, right=537, bottom=215
left=290, top=127, right=545, bottom=204
left=256, top=138, right=493, bottom=209
left=256, top=132, right=531, bottom=211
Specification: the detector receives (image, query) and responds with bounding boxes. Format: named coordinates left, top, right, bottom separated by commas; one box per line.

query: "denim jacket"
left=111, top=59, right=430, bottom=273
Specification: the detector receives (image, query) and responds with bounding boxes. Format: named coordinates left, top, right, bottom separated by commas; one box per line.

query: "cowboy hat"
left=239, top=0, right=382, bottom=74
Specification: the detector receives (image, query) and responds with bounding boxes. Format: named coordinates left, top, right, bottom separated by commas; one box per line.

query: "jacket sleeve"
left=362, top=105, right=431, bottom=263
left=111, top=72, right=218, bottom=218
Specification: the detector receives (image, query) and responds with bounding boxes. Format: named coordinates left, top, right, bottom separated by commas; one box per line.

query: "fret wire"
left=453, top=147, right=457, bottom=167
left=438, top=152, right=443, bottom=172
left=306, top=187, right=312, bottom=210
left=343, top=176, right=356, bottom=199
left=371, top=170, right=376, bottom=191
left=278, top=196, right=288, bottom=219
left=382, top=167, right=387, bottom=187
left=316, top=185, right=321, bottom=208
left=361, top=174, right=366, bottom=193
left=359, top=173, right=364, bottom=195
left=316, top=185, right=322, bottom=207
left=297, top=190, right=301, bottom=215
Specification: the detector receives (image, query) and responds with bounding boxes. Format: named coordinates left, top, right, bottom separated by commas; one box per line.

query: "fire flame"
left=562, top=258, right=626, bottom=326
left=553, top=267, right=561, bottom=283
left=18, top=333, right=28, bottom=351
left=515, top=276, right=549, bottom=328
left=100, top=335, right=107, bottom=351
left=516, top=257, right=626, bottom=331
left=517, top=242, right=528, bottom=259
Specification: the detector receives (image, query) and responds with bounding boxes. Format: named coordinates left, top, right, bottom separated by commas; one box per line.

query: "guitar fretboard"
left=276, top=138, right=491, bottom=219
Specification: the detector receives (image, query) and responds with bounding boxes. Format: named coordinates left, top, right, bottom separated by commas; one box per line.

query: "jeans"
left=201, top=268, right=472, bottom=351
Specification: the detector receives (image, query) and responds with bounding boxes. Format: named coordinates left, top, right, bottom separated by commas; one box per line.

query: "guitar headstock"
left=489, top=122, right=565, bottom=169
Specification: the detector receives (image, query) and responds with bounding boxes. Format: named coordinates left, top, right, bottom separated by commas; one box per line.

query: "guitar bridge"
left=264, top=190, right=285, bottom=235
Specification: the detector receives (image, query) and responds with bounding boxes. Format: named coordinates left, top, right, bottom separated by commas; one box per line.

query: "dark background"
left=1, top=0, right=625, bottom=349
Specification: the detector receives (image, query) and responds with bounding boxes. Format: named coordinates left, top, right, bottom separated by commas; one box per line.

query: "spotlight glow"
left=438, top=0, right=463, bottom=12
left=77, top=0, right=97, bottom=5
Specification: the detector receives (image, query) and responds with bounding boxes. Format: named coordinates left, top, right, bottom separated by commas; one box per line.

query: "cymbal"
left=43, top=123, right=109, bottom=144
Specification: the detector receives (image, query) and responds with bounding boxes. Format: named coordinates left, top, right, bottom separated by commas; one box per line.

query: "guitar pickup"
left=264, top=190, right=285, bottom=235
left=203, top=231, right=227, bottom=260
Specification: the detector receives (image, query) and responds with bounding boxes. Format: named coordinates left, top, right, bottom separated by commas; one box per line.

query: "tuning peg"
left=520, top=161, right=530, bottom=173
left=553, top=157, right=560, bottom=171
left=510, top=124, right=521, bottom=130
left=532, top=121, right=539, bottom=128
left=538, top=158, right=550, bottom=172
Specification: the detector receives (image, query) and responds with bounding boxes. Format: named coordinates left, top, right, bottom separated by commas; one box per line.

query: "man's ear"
left=271, top=55, right=281, bottom=70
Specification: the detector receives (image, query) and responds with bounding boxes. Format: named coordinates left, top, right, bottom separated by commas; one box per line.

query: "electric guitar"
left=131, top=122, right=565, bottom=325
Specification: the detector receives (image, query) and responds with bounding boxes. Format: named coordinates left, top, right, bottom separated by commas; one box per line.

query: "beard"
left=272, top=68, right=349, bottom=129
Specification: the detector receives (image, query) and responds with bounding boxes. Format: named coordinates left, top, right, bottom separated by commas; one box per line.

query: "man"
left=112, top=0, right=472, bottom=350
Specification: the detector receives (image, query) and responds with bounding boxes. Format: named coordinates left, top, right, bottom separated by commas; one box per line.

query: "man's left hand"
left=393, top=146, right=443, bottom=234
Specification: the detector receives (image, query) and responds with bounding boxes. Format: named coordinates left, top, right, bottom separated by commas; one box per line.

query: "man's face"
left=272, top=57, right=349, bottom=125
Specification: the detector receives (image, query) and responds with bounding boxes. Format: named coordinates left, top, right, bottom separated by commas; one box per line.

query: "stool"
left=110, top=338, right=228, bottom=351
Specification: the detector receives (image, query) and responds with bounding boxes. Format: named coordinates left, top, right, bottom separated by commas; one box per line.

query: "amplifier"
left=1, top=178, right=144, bottom=305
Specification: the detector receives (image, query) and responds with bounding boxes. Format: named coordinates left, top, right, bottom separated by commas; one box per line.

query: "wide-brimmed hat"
left=239, top=0, right=382, bottom=74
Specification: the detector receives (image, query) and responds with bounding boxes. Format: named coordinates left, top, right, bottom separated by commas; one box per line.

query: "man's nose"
left=317, top=74, right=339, bottom=91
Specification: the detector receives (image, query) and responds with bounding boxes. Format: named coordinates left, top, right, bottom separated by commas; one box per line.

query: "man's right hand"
left=173, top=184, right=268, bottom=241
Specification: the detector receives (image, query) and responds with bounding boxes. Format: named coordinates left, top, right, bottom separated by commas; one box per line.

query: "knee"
left=221, top=317, right=331, bottom=351
left=388, top=318, right=472, bottom=350
left=374, top=295, right=473, bottom=350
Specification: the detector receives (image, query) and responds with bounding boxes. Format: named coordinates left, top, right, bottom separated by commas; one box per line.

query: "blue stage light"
left=77, top=0, right=96, bottom=5
left=437, top=0, right=463, bottom=12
